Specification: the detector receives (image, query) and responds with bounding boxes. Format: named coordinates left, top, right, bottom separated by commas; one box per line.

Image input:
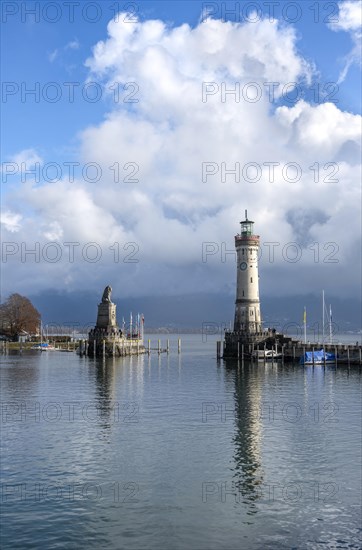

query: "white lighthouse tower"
left=234, top=211, right=262, bottom=334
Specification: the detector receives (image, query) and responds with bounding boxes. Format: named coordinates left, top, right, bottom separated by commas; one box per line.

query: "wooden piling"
left=216, top=341, right=221, bottom=359
left=158, top=339, right=161, bottom=354
left=93, top=339, right=96, bottom=357
left=102, top=340, right=105, bottom=358
left=237, top=341, right=240, bottom=358
left=148, top=339, right=151, bottom=355
left=178, top=338, right=181, bottom=354
left=293, top=345, right=296, bottom=362
left=166, top=339, right=170, bottom=354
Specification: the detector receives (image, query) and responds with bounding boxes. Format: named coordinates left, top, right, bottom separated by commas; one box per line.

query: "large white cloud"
left=329, top=0, right=361, bottom=32
left=2, top=13, right=361, bottom=300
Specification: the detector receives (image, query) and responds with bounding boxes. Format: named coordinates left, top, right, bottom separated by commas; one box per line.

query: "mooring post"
left=312, top=347, right=315, bottom=366
left=102, top=339, right=105, bottom=358
left=241, top=344, right=244, bottom=367
left=347, top=345, right=350, bottom=365
left=216, top=341, right=221, bottom=359
left=263, top=342, right=266, bottom=365
left=158, top=339, right=161, bottom=354
left=359, top=346, right=361, bottom=365
left=237, top=341, right=240, bottom=359
left=334, top=346, right=337, bottom=367
left=85, top=340, right=88, bottom=355
left=282, top=344, right=285, bottom=363
left=178, top=338, right=181, bottom=354
left=93, top=339, right=96, bottom=357
left=323, top=345, right=326, bottom=367
left=112, top=340, right=115, bottom=357
left=148, top=339, right=151, bottom=355
left=166, top=339, right=170, bottom=354
left=293, top=345, right=296, bottom=362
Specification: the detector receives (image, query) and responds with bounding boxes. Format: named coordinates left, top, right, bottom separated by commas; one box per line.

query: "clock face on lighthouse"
left=239, top=262, right=247, bottom=270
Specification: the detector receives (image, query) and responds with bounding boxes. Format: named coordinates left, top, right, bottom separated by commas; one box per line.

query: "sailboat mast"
left=322, top=290, right=325, bottom=343
left=329, top=304, right=332, bottom=344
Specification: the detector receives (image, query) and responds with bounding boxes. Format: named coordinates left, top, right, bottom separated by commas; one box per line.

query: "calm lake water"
left=1, top=334, right=361, bottom=549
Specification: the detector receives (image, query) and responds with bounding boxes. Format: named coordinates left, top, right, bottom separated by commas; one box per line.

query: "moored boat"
left=300, top=349, right=336, bottom=365
left=31, top=343, right=56, bottom=351
left=253, top=349, right=283, bottom=361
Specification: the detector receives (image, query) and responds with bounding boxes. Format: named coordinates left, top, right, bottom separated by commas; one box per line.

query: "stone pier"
left=88, top=285, right=145, bottom=357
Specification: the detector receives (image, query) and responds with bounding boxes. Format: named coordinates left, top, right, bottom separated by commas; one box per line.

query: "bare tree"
left=0, top=294, right=41, bottom=338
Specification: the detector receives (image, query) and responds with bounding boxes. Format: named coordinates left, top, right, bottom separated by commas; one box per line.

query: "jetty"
left=219, top=330, right=362, bottom=365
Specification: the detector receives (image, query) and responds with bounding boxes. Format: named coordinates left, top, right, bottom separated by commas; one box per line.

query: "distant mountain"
left=29, top=289, right=361, bottom=333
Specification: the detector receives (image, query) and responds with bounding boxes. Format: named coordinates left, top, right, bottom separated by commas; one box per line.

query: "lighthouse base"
left=223, top=330, right=274, bottom=358
left=223, top=329, right=319, bottom=359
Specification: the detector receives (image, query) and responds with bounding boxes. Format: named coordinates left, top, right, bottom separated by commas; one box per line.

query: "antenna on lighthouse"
left=245, top=209, right=248, bottom=220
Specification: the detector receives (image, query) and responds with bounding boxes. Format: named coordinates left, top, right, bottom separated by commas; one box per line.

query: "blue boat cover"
left=300, top=349, right=336, bottom=364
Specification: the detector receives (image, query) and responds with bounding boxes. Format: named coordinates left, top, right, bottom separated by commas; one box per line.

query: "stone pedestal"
left=96, top=302, right=117, bottom=330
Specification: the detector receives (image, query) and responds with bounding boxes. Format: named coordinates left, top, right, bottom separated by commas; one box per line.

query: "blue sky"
left=1, top=0, right=361, bottom=308
left=2, top=1, right=361, bottom=159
